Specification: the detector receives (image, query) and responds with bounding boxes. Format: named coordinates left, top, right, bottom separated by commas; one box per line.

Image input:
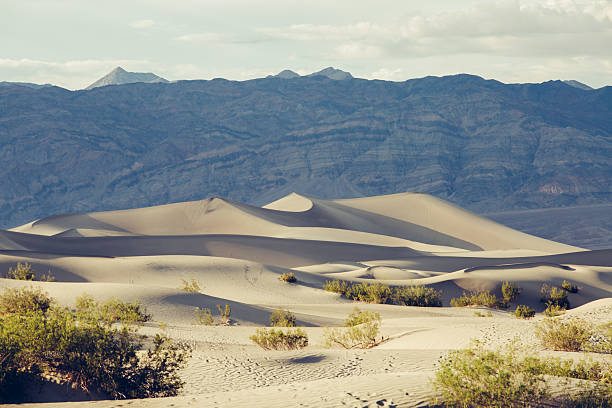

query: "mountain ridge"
left=85, top=66, right=168, bottom=90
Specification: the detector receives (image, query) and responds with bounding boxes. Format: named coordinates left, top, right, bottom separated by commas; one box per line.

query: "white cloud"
left=129, top=19, right=156, bottom=29
left=176, top=33, right=222, bottom=42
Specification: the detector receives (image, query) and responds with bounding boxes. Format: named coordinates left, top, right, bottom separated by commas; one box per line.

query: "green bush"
left=544, top=303, right=566, bottom=317
left=0, top=286, right=53, bottom=316
left=433, top=342, right=548, bottom=407
left=194, top=307, right=214, bottom=325
left=513, top=305, right=535, bottom=319
left=193, top=304, right=231, bottom=326
left=392, top=285, right=442, bottom=307
left=216, top=304, right=231, bottom=325
left=269, top=309, right=296, bottom=327
left=323, top=280, right=441, bottom=307
left=450, top=290, right=500, bottom=308
left=279, top=272, right=297, bottom=283
left=75, top=295, right=151, bottom=326
left=540, top=284, right=570, bottom=309
left=501, top=281, right=522, bottom=303
left=180, top=279, right=201, bottom=293
left=0, top=288, right=191, bottom=403
left=324, top=308, right=383, bottom=349
left=249, top=328, right=308, bottom=350
left=562, top=280, right=579, bottom=293
left=535, top=318, right=594, bottom=352
left=6, top=262, right=36, bottom=280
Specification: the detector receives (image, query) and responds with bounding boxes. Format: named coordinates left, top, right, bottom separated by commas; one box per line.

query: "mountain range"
left=0, top=71, right=610, bottom=247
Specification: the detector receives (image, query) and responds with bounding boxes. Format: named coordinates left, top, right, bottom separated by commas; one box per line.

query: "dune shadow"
left=288, top=354, right=327, bottom=364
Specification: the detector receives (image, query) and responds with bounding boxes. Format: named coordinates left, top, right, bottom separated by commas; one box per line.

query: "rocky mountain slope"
left=85, top=66, right=168, bottom=89
left=0, top=74, right=610, bottom=238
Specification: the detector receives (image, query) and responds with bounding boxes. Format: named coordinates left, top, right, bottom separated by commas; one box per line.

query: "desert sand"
left=1, top=192, right=611, bottom=407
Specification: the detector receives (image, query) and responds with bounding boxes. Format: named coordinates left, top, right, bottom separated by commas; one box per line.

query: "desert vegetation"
left=0, top=287, right=191, bottom=403
left=540, top=283, right=570, bottom=309
left=269, top=308, right=297, bottom=327
left=562, top=279, right=579, bottom=293
left=433, top=341, right=612, bottom=407
left=194, top=303, right=231, bottom=326
left=180, top=279, right=201, bottom=293
left=323, top=280, right=441, bottom=307
left=324, top=308, right=385, bottom=349
left=279, top=272, right=297, bottom=283
left=249, top=328, right=308, bottom=350
left=451, top=282, right=523, bottom=309
left=5, top=262, right=54, bottom=282
left=536, top=317, right=612, bottom=353
left=513, top=304, right=535, bottom=319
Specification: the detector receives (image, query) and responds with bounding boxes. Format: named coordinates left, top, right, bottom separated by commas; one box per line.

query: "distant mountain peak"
left=307, top=67, right=353, bottom=80
left=85, top=66, right=168, bottom=90
left=267, top=69, right=300, bottom=79
left=562, top=80, right=594, bottom=91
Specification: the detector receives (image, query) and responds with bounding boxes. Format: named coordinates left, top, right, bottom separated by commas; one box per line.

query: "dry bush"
left=269, top=309, right=296, bottom=327
left=194, top=307, right=214, bottom=325
left=6, top=263, right=36, bottom=281
left=501, top=281, right=522, bottom=303
left=323, top=280, right=441, bottom=307
left=450, top=290, right=500, bottom=308
left=474, top=311, right=492, bottom=317
left=562, top=280, right=579, bottom=293
left=392, top=285, right=442, bottom=307
left=193, top=304, right=231, bottom=326
left=279, top=272, right=297, bottom=283
left=249, top=328, right=308, bottom=350
left=540, top=284, right=570, bottom=309
left=75, top=294, right=151, bottom=326
left=535, top=318, right=594, bottom=352
left=324, top=308, right=384, bottom=349
left=513, top=305, right=535, bottom=319
left=180, top=279, right=201, bottom=293
left=544, top=303, right=566, bottom=317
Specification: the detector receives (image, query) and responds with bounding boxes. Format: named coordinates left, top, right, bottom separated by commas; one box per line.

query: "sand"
left=1, top=192, right=610, bottom=407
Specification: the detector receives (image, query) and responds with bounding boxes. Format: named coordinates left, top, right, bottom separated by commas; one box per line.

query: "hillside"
left=0, top=74, right=610, bottom=232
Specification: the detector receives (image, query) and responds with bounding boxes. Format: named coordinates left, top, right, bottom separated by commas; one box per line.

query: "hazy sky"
left=1, top=0, right=611, bottom=89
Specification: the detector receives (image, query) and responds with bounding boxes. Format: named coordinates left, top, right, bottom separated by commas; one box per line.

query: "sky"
left=1, top=0, right=611, bottom=89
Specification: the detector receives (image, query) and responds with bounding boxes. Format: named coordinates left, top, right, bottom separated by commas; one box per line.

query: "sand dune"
left=1, top=191, right=610, bottom=407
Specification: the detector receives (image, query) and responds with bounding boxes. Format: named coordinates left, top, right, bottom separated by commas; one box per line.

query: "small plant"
left=535, top=317, right=593, bottom=352
left=501, top=281, right=522, bottom=303
left=269, top=309, right=296, bottom=327
left=450, top=290, right=499, bottom=308
left=540, top=284, right=570, bottom=309
left=562, top=280, right=579, bottom=293
left=513, top=305, right=535, bottom=319
left=279, top=272, right=297, bottom=283
left=474, top=310, right=492, bottom=317
left=323, top=279, right=348, bottom=294
left=392, top=285, right=442, bottom=307
left=543, top=303, right=566, bottom=317
left=39, top=271, right=56, bottom=282
left=194, top=307, right=214, bottom=325
left=250, top=328, right=308, bottom=350
left=180, top=279, right=201, bottom=293
left=0, top=286, right=53, bottom=316
left=6, top=262, right=36, bottom=280
left=217, top=304, right=231, bottom=325
left=324, top=308, right=384, bottom=349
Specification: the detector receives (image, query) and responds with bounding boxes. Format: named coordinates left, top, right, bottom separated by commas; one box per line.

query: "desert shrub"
left=194, top=307, right=214, bottom=325
left=75, top=295, right=151, bottom=326
left=279, top=272, right=297, bottom=283
left=540, top=284, right=570, bottom=309
left=536, top=318, right=594, bottom=352
left=358, top=282, right=392, bottom=304
left=6, top=262, right=36, bottom=280
left=180, top=279, right=201, bottom=293
left=560, top=384, right=612, bottom=407
left=324, top=309, right=383, bottom=349
left=269, top=309, right=296, bottom=327
left=584, top=322, right=612, bottom=354
left=513, top=305, right=535, bottom=319
left=249, top=328, right=308, bottom=350
left=544, top=303, right=566, bottom=317
left=474, top=310, right=492, bottom=317
left=450, top=290, right=500, bottom=308
left=0, top=291, right=191, bottom=403
left=216, top=304, right=231, bottom=325
left=392, top=285, right=442, bottom=307
left=0, top=286, right=53, bottom=316
left=323, top=279, right=348, bottom=294
left=501, top=281, right=522, bottom=303
left=562, top=280, right=579, bottom=293
left=433, top=342, right=548, bottom=408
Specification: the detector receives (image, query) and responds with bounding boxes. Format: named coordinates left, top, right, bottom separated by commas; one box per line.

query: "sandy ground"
left=1, top=192, right=610, bottom=407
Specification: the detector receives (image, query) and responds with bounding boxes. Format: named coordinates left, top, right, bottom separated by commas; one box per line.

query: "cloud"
left=176, top=33, right=222, bottom=42
left=129, top=19, right=156, bottom=29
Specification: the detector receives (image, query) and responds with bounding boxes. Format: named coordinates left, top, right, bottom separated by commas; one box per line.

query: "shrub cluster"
left=434, top=341, right=612, bottom=407
left=513, top=305, right=535, bottom=319
left=194, top=303, right=231, bottom=326
left=323, top=308, right=384, bottom=349
left=269, top=309, right=296, bottom=327
left=450, top=290, right=500, bottom=308
left=249, top=328, right=308, bottom=350
left=180, top=279, right=201, bottom=293
left=501, top=281, right=522, bottom=303
left=76, top=294, right=151, bottom=326
left=562, top=280, right=579, bottom=293
left=5, top=263, right=54, bottom=282
left=323, top=280, right=441, bottom=307
left=474, top=311, right=492, bottom=317
left=534, top=317, right=612, bottom=353
left=279, top=272, right=297, bottom=283
left=544, top=303, right=566, bottom=317
left=540, top=284, right=570, bottom=309
left=0, top=287, right=190, bottom=403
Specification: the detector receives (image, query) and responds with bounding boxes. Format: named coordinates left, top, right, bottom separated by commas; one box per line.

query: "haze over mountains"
left=0, top=69, right=610, bottom=248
